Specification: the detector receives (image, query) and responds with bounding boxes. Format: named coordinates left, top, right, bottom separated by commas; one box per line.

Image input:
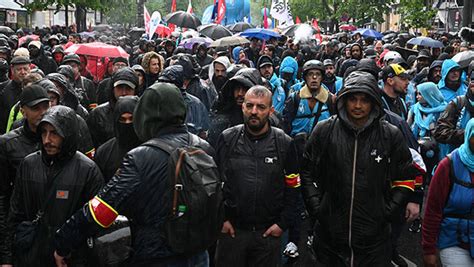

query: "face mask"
left=116, top=122, right=140, bottom=147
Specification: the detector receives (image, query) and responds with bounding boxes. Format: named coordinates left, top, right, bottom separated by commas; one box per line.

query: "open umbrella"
left=65, top=42, right=129, bottom=58
left=165, top=11, right=201, bottom=30
left=179, top=37, right=213, bottom=50
left=0, top=26, right=13, bottom=35
left=209, top=35, right=250, bottom=48
left=241, top=28, right=280, bottom=40
left=19, top=34, right=40, bottom=47
left=93, top=24, right=112, bottom=32
left=407, top=36, right=444, bottom=48
left=352, top=28, right=383, bottom=40
left=227, top=22, right=254, bottom=33
left=281, top=24, right=317, bottom=37
left=339, top=24, right=357, bottom=31
left=452, top=50, right=474, bottom=69
left=128, top=27, right=145, bottom=34
left=198, top=24, right=232, bottom=40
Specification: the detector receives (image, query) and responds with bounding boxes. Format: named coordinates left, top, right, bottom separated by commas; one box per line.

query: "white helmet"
left=383, top=51, right=402, bottom=63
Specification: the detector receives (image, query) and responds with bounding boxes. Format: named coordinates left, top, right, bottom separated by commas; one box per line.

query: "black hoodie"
left=95, top=96, right=140, bottom=182
left=301, top=71, right=418, bottom=257
left=87, top=67, right=138, bottom=148
left=4, top=106, right=103, bottom=266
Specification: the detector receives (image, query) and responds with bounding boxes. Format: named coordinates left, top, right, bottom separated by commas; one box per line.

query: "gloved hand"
left=283, top=242, right=299, bottom=258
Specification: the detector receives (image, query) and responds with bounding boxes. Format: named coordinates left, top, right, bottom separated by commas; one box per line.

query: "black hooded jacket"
left=30, top=45, right=57, bottom=75
left=193, top=44, right=213, bottom=67
left=3, top=106, right=104, bottom=266
left=87, top=67, right=138, bottom=148
left=54, top=83, right=214, bottom=264
left=95, top=96, right=141, bottom=182
left=0, top=122, right=39, bottom=263
left=0, top=79, right=21, bottom=134
left=301, top=71, right=418, bottom=252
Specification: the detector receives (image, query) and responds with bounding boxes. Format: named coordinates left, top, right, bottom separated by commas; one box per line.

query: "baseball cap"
left=113, top=80, right=136, bottom=89
left=382, top=64, right=410, bottom=81
left=257, top=55, right=273, bottom=68
left=323, top=59, right=334, bottom=67
left=19, top=84, right=50, bottom=107
left=10, top=56, right=31, bottom=65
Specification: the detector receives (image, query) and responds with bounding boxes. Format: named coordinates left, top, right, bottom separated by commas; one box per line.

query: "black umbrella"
left=165, top=11, right=201, bottom=30
left=0, top=26, right=13, bottom=35
left=198, top=24, right=232, bottom=40
left=227, top=22, right=254, bottom=33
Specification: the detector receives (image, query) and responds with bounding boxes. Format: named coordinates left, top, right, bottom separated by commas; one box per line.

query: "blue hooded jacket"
left=438, top=59, right=467, bottom=103
left=279, top=56, right=300, bottom=91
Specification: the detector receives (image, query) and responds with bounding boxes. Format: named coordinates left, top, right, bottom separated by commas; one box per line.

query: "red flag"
left=312, top=18, right=322, bottom=43
left=187, top=0, right=193, bottom=14
left=216, top=0, right=226, bottom=24
left=295, top=16, right=301, bottom=24
left=263, top=6, right=268, bottom=29
left=169, top=0, right=177, bottom=32
left=144, top=6, right=151, bottom=35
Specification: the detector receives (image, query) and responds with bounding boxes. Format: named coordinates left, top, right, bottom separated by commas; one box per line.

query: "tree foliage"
left=290, top=0, right=393, bottom=26
left=398, top=0, right=437, bottom=29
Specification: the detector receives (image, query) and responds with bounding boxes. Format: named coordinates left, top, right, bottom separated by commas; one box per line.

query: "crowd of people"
left=0, top=23, right=471, bottom=266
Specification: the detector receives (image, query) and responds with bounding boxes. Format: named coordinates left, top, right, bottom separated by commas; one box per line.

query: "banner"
left=148, top=11, right=162, bottom=40
left=216, top=0, right=226, bottom=24
left=144, top=6, right=150, bottom=36
left=187, top=0, right=193, bottom=14
left=270, top=0, right=293, bottom=27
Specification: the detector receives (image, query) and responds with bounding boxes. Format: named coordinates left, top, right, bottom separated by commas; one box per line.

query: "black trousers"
left=214, top=228, right=281, bottom=267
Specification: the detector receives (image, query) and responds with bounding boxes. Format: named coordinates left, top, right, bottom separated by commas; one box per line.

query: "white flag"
left=270, top=0, right=293, bottom=26
left=148, top=11, right=162, bottom=40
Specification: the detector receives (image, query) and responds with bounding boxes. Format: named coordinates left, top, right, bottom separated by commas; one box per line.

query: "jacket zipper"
left=348, top=135, right=358, bottom=267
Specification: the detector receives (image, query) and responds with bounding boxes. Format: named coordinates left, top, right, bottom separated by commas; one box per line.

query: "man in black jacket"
left=27, top=41, right=57, bottom=75
left=0, top=56, right=31, bottom=134
left=0, top=85, right=50, bottom=264
left=87, top=67, right=138, bottom=148
left=3, top=105, right=103, bottom=266
left=61, top=53, right=97, bottom=110
left=54, top=83, right=212, bottom=266
left=94, top=95, right=140, bottom=182
left=301, top=71, right=418, bottom=266
left=214, top=85, right=299, bottom=266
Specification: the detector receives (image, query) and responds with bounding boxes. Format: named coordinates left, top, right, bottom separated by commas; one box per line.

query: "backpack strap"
left=143, top=138, right=176, bottom=155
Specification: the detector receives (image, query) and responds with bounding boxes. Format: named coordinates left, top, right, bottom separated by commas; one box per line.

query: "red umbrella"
left=156, top=24, right=171, bottom=37
left=339, top=24, right=357, bottom=31
left=19, top=34, right=40, bottom=46
left=64, top=42, right=129, bottom=58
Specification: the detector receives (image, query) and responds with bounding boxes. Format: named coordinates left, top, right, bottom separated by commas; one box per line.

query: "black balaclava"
left=114, top=95, right=140, bottom=148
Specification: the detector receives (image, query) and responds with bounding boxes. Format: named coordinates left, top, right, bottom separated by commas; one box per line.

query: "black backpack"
left=144, top=133, right=223, bottom=255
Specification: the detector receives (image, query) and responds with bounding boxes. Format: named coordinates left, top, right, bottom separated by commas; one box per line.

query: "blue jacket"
left=269, top=73, right=286, bottom=114
left=438, top=59, right=468, bottom=103
left=279, top=57, right=300, bottom=93
left=438, top=149, right=474, bottom=257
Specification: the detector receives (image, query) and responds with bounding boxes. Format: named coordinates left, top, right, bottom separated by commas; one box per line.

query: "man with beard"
left=428, top=60, right=443, bottom=84
left=97, top=57, right=129, bottom=104
left=438, top=59, right=468, bottom=103
left=3, top=106, right=103, bottom=266
left=193, top=43, right=213, bottom=68
left=215, top=85, right=299, bottom=267
left=208, top=56, right=230, bottom=100
left=350, top=43, right=363, bottom=61
left=257, top=55, right=286, bottom=113
left=322, top=59, right=343, bottom=94
left=208, top=68, right=264, bottom=147
left=95, top=96, right=140, bottom=182
left=244, top=38, right=260, bottom=66
left=380, top=64, right=411, bottom=119
left=27, top=41, right=57, bottom=75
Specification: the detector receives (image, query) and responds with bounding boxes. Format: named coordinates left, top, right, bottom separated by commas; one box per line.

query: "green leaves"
left=398, top=0, right=436, bottom=29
